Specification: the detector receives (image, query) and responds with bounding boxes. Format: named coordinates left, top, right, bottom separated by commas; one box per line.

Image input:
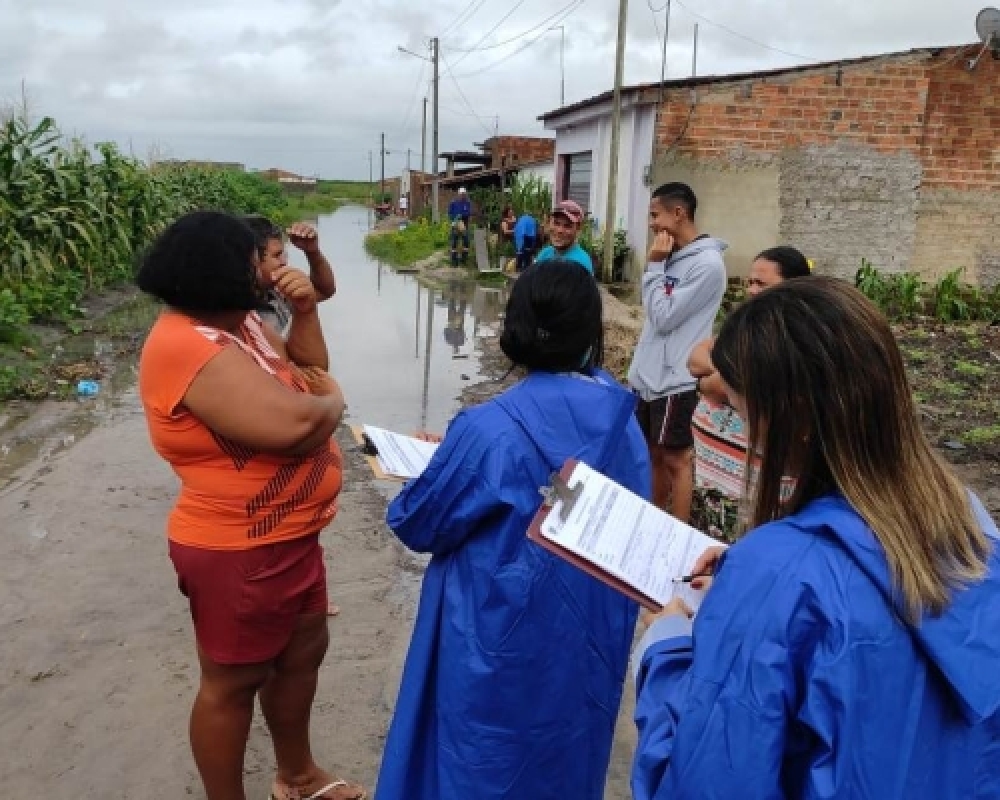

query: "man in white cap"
left=447, top=187, right=473, bottom=266
left=534, top=199, right=593, bottom=275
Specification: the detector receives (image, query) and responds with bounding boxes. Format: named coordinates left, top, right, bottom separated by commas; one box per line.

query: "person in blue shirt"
left=632, top=276, right=1000, bottom=800
left=447, top=187, right=472, bottom=266
left=534, top=199, right=594, bottom=274
left=512, top=211, right=538, bottom=272
left=374, top=259, right=652, bottom=800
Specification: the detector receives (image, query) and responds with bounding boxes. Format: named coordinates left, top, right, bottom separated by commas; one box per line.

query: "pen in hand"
left=673, top=572, right=712, bottom=584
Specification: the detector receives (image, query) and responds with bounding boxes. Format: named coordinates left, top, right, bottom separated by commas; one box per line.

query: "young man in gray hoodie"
left=628, top=183, right=727, bottom=519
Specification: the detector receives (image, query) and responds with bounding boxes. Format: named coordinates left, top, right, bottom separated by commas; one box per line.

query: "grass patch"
left=902, top=347, right=931, bottom=364
left=955, top=361, right=988, bottom=378
left=962, top=426, right=1000, bottom=446
left=931, top=379, right=966, bottom=398
left=364, top=220, right=451, bottom=267
left=317, top=180, right=375, bottom=204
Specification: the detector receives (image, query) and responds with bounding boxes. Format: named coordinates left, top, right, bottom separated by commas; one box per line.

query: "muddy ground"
left=0, top=283, right=996, bottom=798
left=0, top=292, right=636, bottom=799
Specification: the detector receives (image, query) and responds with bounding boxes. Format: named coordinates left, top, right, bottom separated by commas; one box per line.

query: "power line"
left=444, top=0, right=583, bottom=54
left=672, top=0, right=816, bottom=63
left=441, top=52, right=497, bottom=138
left=451, top=1, right=583, bottom=79
left=395, top=60, right=429, bottom=139
left=440, top=0, right=490, bottom=39
left=448, top=0, right=529, bottom=70
left=440, top=103, right=498, bottom=118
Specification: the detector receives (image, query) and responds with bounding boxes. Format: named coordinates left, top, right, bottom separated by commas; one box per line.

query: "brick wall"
left=486, top=136, right=555, bottom=169
left=912, top=53, right=1000, bottom=284
left=650, top=47, right=1000, bottom=285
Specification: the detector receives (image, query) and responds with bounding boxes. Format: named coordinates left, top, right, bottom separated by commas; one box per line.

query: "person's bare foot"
left=327, top=602, right=340, bottom=617
left=272, top=770, right=366, bottom=799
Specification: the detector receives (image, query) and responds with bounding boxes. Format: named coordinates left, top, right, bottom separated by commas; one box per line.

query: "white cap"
left=458, top=187, right=467, bottom=194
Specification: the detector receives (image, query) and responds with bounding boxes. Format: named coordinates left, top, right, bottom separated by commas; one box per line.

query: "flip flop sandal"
left=271, top=779, right=367, bottom=800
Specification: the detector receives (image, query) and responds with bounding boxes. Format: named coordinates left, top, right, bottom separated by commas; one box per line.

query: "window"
left=562, top=152, right=593, bottom=212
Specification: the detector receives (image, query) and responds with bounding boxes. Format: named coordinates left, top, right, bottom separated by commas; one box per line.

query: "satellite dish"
left=977, top=7, right=1000, bottom=42
left=969, top=8, right=1000, bottom=69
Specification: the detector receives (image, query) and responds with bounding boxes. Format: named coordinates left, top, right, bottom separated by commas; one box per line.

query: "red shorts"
left=169, top=534, right=327, bottom=665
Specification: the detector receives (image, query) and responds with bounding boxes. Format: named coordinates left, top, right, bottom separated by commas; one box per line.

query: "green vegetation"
left=962, top=426, right=1000, bottom=446
left=279, top=179, right=376, bottom=217
left=0, top=115, right=294, bottom=339
left=364, top=219, right=451, bottom=267
left=955, top=361, right=988, bottom=378
left=855, top=261, right=1000, bottom=322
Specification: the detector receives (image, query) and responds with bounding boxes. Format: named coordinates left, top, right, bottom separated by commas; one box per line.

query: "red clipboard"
left=526, top=459, right=664, bottom=612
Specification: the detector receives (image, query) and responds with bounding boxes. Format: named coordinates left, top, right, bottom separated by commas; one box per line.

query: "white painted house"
left=516, top=159, right=556, bottom=188
left=540, top=90, right=658, bottom=278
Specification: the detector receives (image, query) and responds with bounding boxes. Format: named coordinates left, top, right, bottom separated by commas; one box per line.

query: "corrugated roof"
left=538, top=44, right=966, bottom=122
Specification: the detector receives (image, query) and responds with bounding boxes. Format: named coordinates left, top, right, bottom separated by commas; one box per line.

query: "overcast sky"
left=0, top=0, right=988, bottom=179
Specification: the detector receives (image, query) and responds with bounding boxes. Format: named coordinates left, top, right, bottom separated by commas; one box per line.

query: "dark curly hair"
left=137, top=211, right=262, bottom=312
left=500, top=259, right=603, bottom=373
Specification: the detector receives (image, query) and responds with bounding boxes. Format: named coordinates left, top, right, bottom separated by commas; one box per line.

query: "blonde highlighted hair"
left=713, top=277, right=989, bottom=621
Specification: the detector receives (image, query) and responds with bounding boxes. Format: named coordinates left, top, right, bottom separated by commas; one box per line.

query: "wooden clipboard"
left=350, top=425, right=405, bottom=482
left=526, top=459, right=664, bottom=612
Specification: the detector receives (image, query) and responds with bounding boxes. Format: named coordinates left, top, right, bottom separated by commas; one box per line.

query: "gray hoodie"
left=627, top=236, right=728, bottom=401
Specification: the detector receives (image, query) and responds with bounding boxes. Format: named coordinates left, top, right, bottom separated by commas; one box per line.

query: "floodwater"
left=0, top=205, right=506, bottom=491
left=289, top=205, right=506, bottom=434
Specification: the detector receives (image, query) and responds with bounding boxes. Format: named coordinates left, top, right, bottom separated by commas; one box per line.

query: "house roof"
left=437, top=159, right=552, bottom=187
left=538, top=43, right=969, bottom=122
left=439, top=150, right=491, bottom=163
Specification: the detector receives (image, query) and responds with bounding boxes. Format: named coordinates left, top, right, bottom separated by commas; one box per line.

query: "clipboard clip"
left=539, top=472, right=583, bottom=522
left=360, top=433, right=379, bottom=457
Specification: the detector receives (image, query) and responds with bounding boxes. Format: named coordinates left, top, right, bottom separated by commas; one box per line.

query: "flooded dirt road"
left=0, top=206, right=637, bottom=798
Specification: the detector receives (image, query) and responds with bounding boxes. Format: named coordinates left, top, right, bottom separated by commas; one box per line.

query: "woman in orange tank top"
left=137, top=211, right=365, bottom=800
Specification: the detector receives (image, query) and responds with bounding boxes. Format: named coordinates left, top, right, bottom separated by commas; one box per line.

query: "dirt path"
left=0, top=381, right=638, bottom=799
left=0, top=385, right=418, bottom=797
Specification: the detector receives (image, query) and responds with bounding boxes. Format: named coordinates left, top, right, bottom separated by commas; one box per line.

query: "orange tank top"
left=139, top=310, right=342, bottom=551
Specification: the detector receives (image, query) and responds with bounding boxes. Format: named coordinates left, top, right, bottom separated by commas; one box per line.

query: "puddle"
left=289, top=205, right=507, bottom=434
left=0, top=206, right=507, bottom=496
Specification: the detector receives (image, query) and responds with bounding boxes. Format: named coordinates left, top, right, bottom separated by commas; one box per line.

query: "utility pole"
left=368, top=149, right=374, bottom=205
left=559, top=26, right=566, bottom=106
left=380, top=132, right=386, bottom=203
left=407, top=148, right=412, bottom=171
left=398, top=40, right=439, bottom=220
left=421, top=96, right=428, bottom=173
left=431, top=37, right=440, bottom=222
left=548, top=26, right=567, bottom=107
left=603, top=0, right=629, bottom=284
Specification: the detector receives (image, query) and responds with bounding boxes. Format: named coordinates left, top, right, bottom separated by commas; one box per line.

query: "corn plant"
left=928, top=269, right=971, bottom=323
left=0, top=115, right=292, bottom=336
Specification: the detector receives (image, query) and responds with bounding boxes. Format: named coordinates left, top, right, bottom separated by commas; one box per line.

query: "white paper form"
left=539, top=462, right=722, bottom=609
left=362, top=425, right=440, bottom=480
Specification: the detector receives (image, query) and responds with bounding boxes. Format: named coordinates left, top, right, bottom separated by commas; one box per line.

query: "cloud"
left=0, top=0, right=988, bottom=178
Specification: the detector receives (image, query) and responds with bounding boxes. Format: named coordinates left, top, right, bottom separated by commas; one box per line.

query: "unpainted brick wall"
left=487, top=137, right=555, bottom=169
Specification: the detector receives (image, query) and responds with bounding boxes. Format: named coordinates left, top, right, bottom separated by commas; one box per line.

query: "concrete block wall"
left=779, top=141, right=921, bottom=279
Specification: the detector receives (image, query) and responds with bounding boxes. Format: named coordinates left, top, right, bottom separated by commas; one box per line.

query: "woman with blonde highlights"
left=632, top=277, right=1000, bottom=799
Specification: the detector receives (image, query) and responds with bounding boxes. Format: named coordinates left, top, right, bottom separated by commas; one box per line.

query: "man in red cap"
left=534, top=199, right=594, bottom=274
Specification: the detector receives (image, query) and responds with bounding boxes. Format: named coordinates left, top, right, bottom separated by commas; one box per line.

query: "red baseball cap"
left=552, top=199, right=584, bottom=224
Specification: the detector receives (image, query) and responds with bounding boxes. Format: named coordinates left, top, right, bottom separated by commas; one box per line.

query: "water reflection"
left=286, top=205, right=506, bottom=434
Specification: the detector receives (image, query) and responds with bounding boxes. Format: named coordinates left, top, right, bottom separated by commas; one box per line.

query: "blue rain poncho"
left=633, top=494, right=1000, bottom=799
left=375, top=370, right=651, bottom=800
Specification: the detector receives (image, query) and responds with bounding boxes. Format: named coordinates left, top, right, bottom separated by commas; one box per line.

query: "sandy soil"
left=0, top=383, right=635, bottom=800
left=0, top=387, right=420, bottom=797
